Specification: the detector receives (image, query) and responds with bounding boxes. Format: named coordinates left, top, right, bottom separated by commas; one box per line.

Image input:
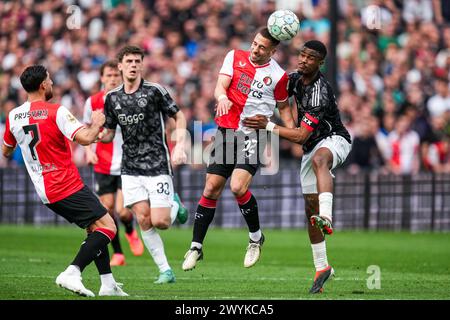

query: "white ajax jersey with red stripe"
left=216, top=49, right=289, bottom=134
left=3, top=101, right=85, bottom=204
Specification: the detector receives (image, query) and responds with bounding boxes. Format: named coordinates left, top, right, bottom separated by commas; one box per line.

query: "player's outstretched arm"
left=243, top=115, right=311, bottom=145
left=98, top=128, right=115, bottom=144
left=74, top=110, right=105, bottom=146
left=277, top=100, right=296, bottom=129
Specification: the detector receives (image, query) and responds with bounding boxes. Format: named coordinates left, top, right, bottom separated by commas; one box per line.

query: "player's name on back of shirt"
left=29, top=162, right=58, bottom=174
left=13, top=109, right=49, bottom=120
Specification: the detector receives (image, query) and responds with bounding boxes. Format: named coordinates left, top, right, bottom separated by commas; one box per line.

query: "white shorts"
left=300, top=135, right=352, bottom=194
left=121, top=175, right=174, bottom=208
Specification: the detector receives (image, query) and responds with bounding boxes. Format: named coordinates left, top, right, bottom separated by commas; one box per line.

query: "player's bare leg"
left=99, top=193, right=126, bottom=266
left=132, top=201, right=175, bottom=284
left=230, top=169, right=264, bottom=268
left=310, top=147, right=334, bottom=235
left=305, top=194, right=334, bottom=294
left=182, top=174, right=226, bottom=271
left=117, top=190, right=144, bottom=256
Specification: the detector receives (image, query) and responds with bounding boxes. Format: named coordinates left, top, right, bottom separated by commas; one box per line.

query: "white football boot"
left=55, top=271, right=95, bottom=297
left=99, top=282, right=129, bottom=297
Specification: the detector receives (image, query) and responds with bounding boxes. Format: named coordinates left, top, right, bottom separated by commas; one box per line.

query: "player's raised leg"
left=300, top=149, right=334, bottom=294
left=182, top=173, right=227, bottom=271
left=230, top=169, right=264, bottom=268
left=309, top=147, right=335, bottom=235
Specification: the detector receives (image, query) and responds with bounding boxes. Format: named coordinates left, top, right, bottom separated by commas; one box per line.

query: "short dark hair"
left=303, top=40, right=327, bottom=59
left=100, top=60, right=119, bottom=76
left=116, top=45, right=144, bottom=62
left=20, top=65, right=48, bottom=93
left=258, top=27, right=280, bottom=47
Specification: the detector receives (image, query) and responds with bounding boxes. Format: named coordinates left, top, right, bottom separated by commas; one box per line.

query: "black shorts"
left=94, top=172, right=122, bottom=196
left=206, top=127, right=268, bottom=179
left=46, top=185, right=108, bottom=229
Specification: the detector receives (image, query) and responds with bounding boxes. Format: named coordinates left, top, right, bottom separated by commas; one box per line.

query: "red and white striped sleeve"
left=218, top=50, right=235, bottom=78
left=55, top=106, right=84, bottom=141
left=274, top=72, right=289, bottom=102
left=2, top=115, right=16, bottom=148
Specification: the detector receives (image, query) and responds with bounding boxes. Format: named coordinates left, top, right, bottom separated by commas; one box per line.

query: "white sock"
left=311, top=241, right=329, bottom=271
left=319, top=192, right=333, bottom=222
left=66, top=265, right=81, bottom=276
left=190, top=241, right=202, bottom=250
left=170, top=200, right=179, bottom=225
left=141, top=228, right=171, bottom=273
left=249, top=230, right=262, bottom=242
left=100, top=273, right=116, bottom=287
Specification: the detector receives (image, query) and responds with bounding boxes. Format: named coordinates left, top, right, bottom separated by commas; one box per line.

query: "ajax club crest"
left=138, top=98, right=147, bottom=108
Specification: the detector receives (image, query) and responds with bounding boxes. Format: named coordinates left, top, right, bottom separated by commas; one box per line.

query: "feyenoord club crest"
left=138, top=98, right=147, bottom=108
left=263, top=76, right=272, bottom=86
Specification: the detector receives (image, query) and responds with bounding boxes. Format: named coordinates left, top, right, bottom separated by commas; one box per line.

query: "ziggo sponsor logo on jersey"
left=237, top=73, right=264, bottom=99
left=118, top=113, right=145, bottom=125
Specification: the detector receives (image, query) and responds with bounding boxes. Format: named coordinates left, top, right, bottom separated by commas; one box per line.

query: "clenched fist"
left=91, top=110, right=106, bottom=128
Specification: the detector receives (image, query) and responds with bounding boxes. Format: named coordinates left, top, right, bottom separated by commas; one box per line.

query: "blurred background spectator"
left=0, top=0, right=449, bottom=174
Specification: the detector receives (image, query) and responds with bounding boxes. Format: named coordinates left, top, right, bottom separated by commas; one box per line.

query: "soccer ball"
left=267, top=10, right=300, bottom=41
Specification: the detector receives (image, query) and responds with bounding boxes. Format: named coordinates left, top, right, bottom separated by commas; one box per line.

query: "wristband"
left=266, top=121, right=276, bottom=132
left=217, top=94, right=228, bottom=101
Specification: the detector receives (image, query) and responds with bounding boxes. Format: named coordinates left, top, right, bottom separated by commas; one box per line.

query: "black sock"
left=121, top=216, right=134, bottom=235
left=111, top=218, right=123, bottom=254
left=237, top=191, right=260, bottom=233
left=192, top=196, right=217, bottom=245
left=72, top=229, right=113, bottom=272
left=94, top=245, right=112, bottom=275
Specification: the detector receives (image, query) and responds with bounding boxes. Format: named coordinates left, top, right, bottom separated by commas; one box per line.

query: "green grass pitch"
left=0, top=225, right=449, bottom=300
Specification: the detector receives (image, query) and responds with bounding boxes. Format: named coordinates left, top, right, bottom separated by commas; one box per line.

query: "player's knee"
left=312, top=155, right=330, bottom=171
left=96, top=220, right=117, bottom=236
left=134, top=210, right=151, bottom=229
left=102, top=215, right=117, bottom=233
left=230, top=181, right=246, bottom=197
left=152, top=217, right=170, bottom=230
left=203, top=181, right=222, bottom=199
left=118, top=208, right=132, bottom=220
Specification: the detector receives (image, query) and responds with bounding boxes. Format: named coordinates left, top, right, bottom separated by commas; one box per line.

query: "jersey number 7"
left=23, top=124, right=40, bottom=161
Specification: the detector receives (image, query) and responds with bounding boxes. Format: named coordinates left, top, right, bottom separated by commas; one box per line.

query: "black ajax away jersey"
left=104, top=79, right=179, bottom=176
left=288, top=71, right=351, bottom=153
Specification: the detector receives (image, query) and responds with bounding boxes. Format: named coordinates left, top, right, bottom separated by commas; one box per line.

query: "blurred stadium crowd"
left=0, top=0, right=449, bottom=174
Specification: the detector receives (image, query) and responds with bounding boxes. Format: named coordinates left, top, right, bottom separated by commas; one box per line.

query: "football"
left=267, top=10, right=300, bottom=41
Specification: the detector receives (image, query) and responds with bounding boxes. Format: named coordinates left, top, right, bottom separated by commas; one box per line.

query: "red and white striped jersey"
left=217, top=49, right=289, bottom=133
left=3, top=101, right=85, bottom=204
left=83, top=91, right=123, bottom=176
left=388, top=130, right=420, bottom=174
